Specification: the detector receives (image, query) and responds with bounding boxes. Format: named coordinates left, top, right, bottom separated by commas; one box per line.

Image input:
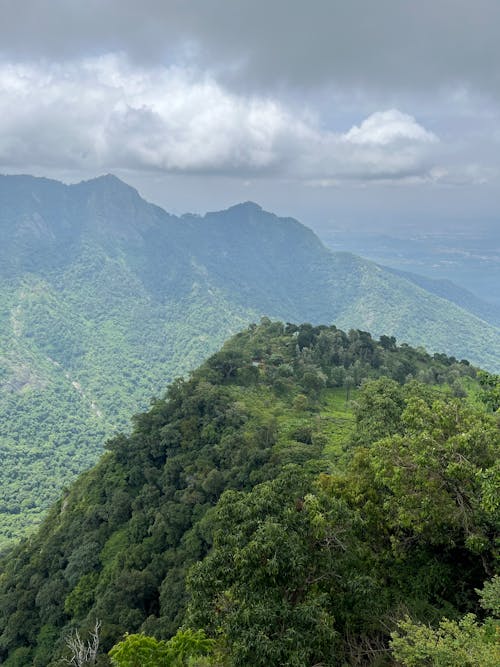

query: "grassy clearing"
left=229, top=384, right=357, bottom=469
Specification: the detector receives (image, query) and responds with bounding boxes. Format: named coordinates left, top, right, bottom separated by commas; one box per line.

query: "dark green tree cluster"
left=0, top=321, right=496, bottom=666
left=185, top=379, right=498, bottom=665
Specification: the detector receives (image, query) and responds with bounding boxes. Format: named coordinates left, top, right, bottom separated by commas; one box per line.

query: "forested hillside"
left=2, top=173, right=500, bottom=548
left=0, top=321, right=497, bottom=666
left=382, top=265, right=500, bottom=329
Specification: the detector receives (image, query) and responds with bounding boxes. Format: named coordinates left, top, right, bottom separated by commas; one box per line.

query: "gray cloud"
left=0, top=57, right=441, bottom=181
left=0, top=0, right=499, bottom=232
left=1, top=1, right=500, bottom=97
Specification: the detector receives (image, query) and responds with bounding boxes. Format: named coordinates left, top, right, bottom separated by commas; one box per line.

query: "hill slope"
left=382, top=265, right=500, bottom=329
left=0, top=321, right=496, bottom=666
left=317, top=225, right=500, bottom=307
left=1, top=173, right=500, bottom=546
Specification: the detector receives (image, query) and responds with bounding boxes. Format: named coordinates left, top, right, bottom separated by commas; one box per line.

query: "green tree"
left=187, top=467, right=366, bottom=667
left=368, top=394, right=499, bottom=562
left=478, top=370, right=500, bottom=412
left=109, top=633, right=169, bottom=667
left=109, top=629, right=216, bottom=667
left=391, top=614, right=499, bottom=666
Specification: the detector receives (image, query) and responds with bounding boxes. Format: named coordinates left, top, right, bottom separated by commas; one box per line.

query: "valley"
left=1, top=174, right=500, bottom=549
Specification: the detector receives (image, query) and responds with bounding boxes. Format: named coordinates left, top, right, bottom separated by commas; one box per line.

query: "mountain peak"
left=75, top=173, right=138, bottom=193
left=226, top=201, right=263, bottom=213
left=93, top=173, right=126, bottom=185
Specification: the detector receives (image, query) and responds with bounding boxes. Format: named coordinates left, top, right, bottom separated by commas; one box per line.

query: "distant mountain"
left=382, top=265, right=500, bottom=329
left=316, top=225, right=500, bottom=306
left=1, top=173, right=500, bottom=547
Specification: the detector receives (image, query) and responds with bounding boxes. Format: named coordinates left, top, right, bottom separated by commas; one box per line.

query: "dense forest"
left=2, top=174, right=500, bottom=550
left=0, top=320, right=498, bottom=665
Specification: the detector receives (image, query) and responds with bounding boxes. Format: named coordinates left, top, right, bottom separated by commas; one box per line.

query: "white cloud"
left=0, top=55, right=440, bottom=183
left=343, top=109, right=437, bottom=146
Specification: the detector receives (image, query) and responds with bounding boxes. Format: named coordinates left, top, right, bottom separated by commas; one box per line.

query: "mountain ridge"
left=381, top=264, right=500, bottom=328
left=1, top=172, right=500, bottom=548
left=0, top=320, right=496, bottom=666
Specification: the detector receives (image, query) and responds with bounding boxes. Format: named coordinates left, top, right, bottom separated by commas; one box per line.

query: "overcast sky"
left=1, top=0, right=499, bottom=232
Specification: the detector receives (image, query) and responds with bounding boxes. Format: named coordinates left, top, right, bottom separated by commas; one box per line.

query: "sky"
left=1, top=0, right=500, bottom=233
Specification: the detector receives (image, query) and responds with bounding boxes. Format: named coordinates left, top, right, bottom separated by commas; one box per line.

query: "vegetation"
left=0, top=320, right=496, bottom=666
left=1, top=174, right=500, bottom=549
left=109, top=629, right=216, bottom=666
left=390, top=577, right=500, bottom=666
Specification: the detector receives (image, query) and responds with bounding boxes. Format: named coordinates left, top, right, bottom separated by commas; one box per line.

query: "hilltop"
left=1, top=174, right=500, bottom=547
left=0, top=321, right=497, bottom=665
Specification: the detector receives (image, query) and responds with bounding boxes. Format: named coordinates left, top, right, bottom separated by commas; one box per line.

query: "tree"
left=186, top=467, right=365, bottom=667
left=108, top=633, right=168, bottom=667
left=391, top=614, right=499, bottom=666
left=108, top=629, right=216, bottom=667
left=366, top=394, right=499, bottom=565
left=63, top=620, right=101, bottom=667
left=478, top=370, right=500, bottom=412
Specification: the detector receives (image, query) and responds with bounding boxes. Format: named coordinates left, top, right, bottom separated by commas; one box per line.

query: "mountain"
left=316, top=225, right=500, bottom=307
left=1, top=173, right=500, bottom=548
left=0, top=322, right=496, bottom=666
left=382, top=265, right=500, bottom=329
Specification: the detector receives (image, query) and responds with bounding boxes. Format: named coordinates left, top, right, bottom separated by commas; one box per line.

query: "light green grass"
left=229, top=384, right=357, bottom=467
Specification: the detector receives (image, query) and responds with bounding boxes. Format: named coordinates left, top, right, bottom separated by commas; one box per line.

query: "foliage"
left=390, top=576, right=500, bottom=666
left=109, top=633, right=169, bottom=666
left=367, top=391, right=498, bottom=558
left=478, top=370, right=500, bottom=412
left=187, top=468, right=353, bottom=666
left=391, top=614, right=499, bottom=666
left=109, top=629, right=216, bottom=667
left=1, top=172, right=499, bottom=550
left=479, top=575, right=500, bottom=617
left=0, top=320, right=496, bottom=666
left=165, top=628, right=216, bottom=665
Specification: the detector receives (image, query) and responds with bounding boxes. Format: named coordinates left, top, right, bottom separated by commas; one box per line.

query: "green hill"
left=382, top=265, right=500, bottom=329
left=0, top=321, right=497, bottom=666
left=1, top=173, right=500, bottom=548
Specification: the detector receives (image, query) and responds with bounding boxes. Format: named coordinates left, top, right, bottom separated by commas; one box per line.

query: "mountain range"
left=1, top=173, right=499, bottom=547
left=317, top=225, right=500, bottom=308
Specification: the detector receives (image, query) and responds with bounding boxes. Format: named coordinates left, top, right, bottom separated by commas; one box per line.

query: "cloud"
left=0, top=56, right=299, bottom=173
left=0, top=56, right=440, bottom=183
left=343, top=110, right=437, bottom=146
left=1, top=1, right=500, bottom=98
left=0, top=2, right=497, bottom=197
